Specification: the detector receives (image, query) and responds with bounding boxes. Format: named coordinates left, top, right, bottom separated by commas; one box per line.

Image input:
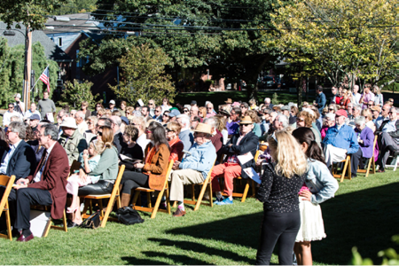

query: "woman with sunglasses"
left=166, top=121, right=184, bottom=161
left=119, top=123, right=170, bottom=207
left=162, top=110, right=170, bottom=126
left=84, top=116, right=98, bottom=144
left=296, top=110, right=322, bottom=147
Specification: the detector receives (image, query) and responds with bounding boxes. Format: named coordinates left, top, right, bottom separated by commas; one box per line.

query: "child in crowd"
left=292, top=127, right=339, bottom=265
left=66, top=141, right=110, bottom=213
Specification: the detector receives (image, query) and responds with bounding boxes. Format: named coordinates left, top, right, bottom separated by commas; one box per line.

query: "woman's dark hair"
left=0, top=127, right=9, bottom=150
left=25, top=126, right=36, bottom=141
left=149, top=124, right=170, bottom=149
left=292, top=127, right=326, bottom=165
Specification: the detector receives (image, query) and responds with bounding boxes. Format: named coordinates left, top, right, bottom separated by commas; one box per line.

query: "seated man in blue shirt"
left=0, top=122, right=36, bottom=180
left=169, top=123, right=217, bottom=217
left=376, top=107, right=399, bottom=172
left=323, top=109, right=359, bottom=168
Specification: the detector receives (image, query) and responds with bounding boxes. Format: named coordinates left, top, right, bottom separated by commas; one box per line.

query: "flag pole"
left=31, top=64, right=49, bottom=91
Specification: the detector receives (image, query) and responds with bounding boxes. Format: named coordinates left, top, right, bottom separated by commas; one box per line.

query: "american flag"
left=39, top=66, right=50, bottom=92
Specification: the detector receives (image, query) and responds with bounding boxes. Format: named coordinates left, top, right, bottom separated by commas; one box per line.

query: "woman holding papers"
left=256, top=130, right=307, bottom=265
left=292, top=127, right=339, bottom=265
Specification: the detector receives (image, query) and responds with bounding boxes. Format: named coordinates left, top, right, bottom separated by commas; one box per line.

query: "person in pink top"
left=359, top=84, right=375, bottom=109
left=205, top=102, right=216, bottom=118
left=321, top=113, right=335, bottom=140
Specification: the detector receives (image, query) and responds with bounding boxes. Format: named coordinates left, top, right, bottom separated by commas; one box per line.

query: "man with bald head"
left=375, top=104, right=391, bottom=129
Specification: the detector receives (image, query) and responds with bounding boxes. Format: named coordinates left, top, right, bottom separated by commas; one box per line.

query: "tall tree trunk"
left=297, top=77, right=302, bottom=107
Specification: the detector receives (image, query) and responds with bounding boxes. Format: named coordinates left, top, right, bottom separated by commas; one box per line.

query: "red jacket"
left=27, top=142, right=69, bottom=219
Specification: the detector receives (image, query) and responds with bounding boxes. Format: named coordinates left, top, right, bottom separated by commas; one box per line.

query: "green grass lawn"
left=1, top=169, right=398, bottom=265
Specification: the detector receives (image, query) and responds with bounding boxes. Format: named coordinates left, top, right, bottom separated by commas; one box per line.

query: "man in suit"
left=0, top=122, right=36, bottom=180
left=5, top=124, right=69, bottom=242
left=211, top=116, right=259, bottom=205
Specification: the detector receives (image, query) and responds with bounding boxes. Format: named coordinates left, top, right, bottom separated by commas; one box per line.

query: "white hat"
left=14, top=93, right=21, bottom=99
left=109, top=100, right=116, bottom=105
left=59, top=117, right=77, bottom=129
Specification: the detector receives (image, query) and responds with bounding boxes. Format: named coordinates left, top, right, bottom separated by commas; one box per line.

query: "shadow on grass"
left=166, top=182, right=399, bottom=265
left=148, top=238, right=251, bottom=264
left=121, top=251, right=210, bottom=265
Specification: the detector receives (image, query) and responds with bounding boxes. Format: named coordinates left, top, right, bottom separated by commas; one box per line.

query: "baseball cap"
left=109, top=100, right=116, bottom=105
left=168, top=109, right=181, bottom=117
left=335, top=109, right=348, bottom=118
left=29, top=114, right=40, bottom=120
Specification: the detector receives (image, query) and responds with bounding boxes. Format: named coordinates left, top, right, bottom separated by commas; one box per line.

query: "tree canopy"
left=265, top=0, right=398, bottom=89
left=110, top=43, right=176, bottom=105
left=78, top=0, right=282, bottom=99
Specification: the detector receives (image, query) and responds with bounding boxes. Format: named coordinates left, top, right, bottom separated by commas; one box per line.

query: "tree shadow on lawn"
left=166, top=182, right=399, bottom=265
left=121, top=251, right=210, bottom=265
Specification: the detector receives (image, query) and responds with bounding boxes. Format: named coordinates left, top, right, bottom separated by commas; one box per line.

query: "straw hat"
left=59, top=117, right=78, bottom=129
left=193, top=123, right=212, bottom=135
left=239, top=116, right=253, bottom=124
left=225, top=98, right=233, bottom=104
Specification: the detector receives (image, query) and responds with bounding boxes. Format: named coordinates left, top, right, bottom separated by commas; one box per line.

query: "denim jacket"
left=305, top=159, right=339, bottom=204
left=179, top=141, right=216, bottom=179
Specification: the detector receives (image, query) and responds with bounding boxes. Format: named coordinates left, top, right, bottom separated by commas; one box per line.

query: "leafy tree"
left=51, top=0, right=97, bottom=16
left=265, top=0, right=398, bottom=90
left=78, top=0, right=282, bottom=100
left=110, top=44, right=176, bottom=105
left=0, top=39, right=58, bottom=108
left=61, top=79, right=99, bottom=108
left=0, top=0, right=67, bottom=29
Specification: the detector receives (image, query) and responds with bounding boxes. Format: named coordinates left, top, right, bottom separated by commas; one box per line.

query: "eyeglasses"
left=240, top=106, right=246, bottom=109
left=329, top=108, right=334, bottom=111
left=149, top=103, right=154, bottom=106
left=240, top=124, right=251, bottom=127
left=8, top=106, right=13, bottom=109
left=389, top=112, right=393, bottom=114
left=97, top=131, right=103, bottom=136
left=126, top=112, right=131, bottom=115
left=166, top=128, right=174, bottom=132
left=297, top=118, right=304, bottom=122
left=382, top=109, right=387, bottom=111
left=367, top=104, right=373, bottom=106
left=207, top=107, right=212, bottom=110
left=155, top=110, right=160, bottom=113
left=184, top=110, right=189, bottom=113
left=163, top=113, right=169, bottom=116
left=87, top=122, right=92, bottom=125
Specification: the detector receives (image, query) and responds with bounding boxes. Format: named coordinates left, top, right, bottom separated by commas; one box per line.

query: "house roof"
left=44, top=13, right=100, bottom=34
left=0, top=21, right=72, bottom=62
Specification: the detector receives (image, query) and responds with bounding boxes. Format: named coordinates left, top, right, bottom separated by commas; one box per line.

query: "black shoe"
left=67, top=221, right=81, bottom=228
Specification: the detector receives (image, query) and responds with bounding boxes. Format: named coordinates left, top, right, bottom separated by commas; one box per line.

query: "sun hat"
left=239, top=116, right=253, bottom=124
left=193, top=123, right=212, bottom=135
left=225, top=98, right=233, bottom=104
left=14, top=93, right=21, bottom=99
left=59, top=117, right=78, bottom=129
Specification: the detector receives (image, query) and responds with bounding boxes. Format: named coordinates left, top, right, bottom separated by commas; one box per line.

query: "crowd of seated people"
left=0, top=85, right=396, bottom=266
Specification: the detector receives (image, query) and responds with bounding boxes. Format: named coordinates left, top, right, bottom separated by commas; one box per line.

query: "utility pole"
left=23, top=12, right=32, bottom=111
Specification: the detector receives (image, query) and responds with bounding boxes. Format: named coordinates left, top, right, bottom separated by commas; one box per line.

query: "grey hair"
left=99, top=117, right=113, bottom=128
left=276, top=114, right=289, bottom=128
left=391, top=107, right=398, bottom=113
left=354, top=104, right=362, bottom=113
left=10, top=115, right=22, bottom=123
left=354, top=116, right=366, bottom=126
left=203, top=117, right=219, bottom=131
left=8, top=122, right=26, bottom=139
left=42, top=124, right=59, bottom=141
left=177, top=114, right=191, bottom=129
left=76, top=111, right=85, bottom=119
left=110, top=116, right=122, bottom=127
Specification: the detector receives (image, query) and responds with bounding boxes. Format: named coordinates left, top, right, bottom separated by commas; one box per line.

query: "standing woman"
left=256, top=130, right=308, bottom=265
left=119, top=123, right=170, bottom=207
left=81, top=101, right=91, bottom=119
left=120, top=101, right=127, bottom=116
left=292, top=127, right=339, bottom=265
left=373, top=85, right=384, bottom=106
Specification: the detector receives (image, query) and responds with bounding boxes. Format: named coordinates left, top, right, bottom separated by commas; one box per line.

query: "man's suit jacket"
left=219, top=132, right=259, bottom=179
left=1, top=140, right=36, bottom=181
left=113, top=132, right=126, bottom=154
left=27, top=142, right=69, bottom=219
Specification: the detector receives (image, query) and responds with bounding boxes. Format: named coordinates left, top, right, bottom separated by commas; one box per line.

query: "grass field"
left=1, top=169, right=398, bottom=265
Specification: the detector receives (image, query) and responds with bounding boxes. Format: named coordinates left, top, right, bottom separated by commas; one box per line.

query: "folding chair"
left=131, top=160, right=173, bottom=219
left=357, top=135, right=377, bottom=177
left=221, top=150, right=260, bottom=202
left=81, top=165, right=125, bottom=228
left=331, top=154, right=351, bottom=182
left=42, top=209, right=68, bottom=237
left=0, top=175, right=16, bottom=241
left=385, top=150, right=399, bottom=171
left=183, top=160, right=216, bottom=211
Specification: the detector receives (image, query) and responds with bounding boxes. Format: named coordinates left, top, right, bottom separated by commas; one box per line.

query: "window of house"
left=58, top=37, right=62, bottom=47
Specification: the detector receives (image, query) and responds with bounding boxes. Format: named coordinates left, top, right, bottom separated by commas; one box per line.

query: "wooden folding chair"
left=131, top=160, right=173, bottom=219
left=221, top=150, right=260, bottom=202
left=357, top=135, right=378, bottom=177
left=183, top=160, right=216, bottom=211
left=0, top=175, right=16, bottom=241
left=81, top=165, right=125, bottom=227
left=42, top=209, right=68, bottom=237
left=332, top=154, right=351, bottom=182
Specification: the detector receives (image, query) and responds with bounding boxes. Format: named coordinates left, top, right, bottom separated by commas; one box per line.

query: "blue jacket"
left=1, top=140, right=36, bottom=181
left=316, top=92, right=326, bottom=113
left=179, top=141, right=216, bottom=179
left=323, top=124, right=359, bottom=154
left=179, top=129, right=194, bottom=151
left=305, top=159, right=339, bottom=204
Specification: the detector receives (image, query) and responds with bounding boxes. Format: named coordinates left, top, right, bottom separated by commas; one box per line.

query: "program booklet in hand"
left=243, top=167, right=261, bottom=184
